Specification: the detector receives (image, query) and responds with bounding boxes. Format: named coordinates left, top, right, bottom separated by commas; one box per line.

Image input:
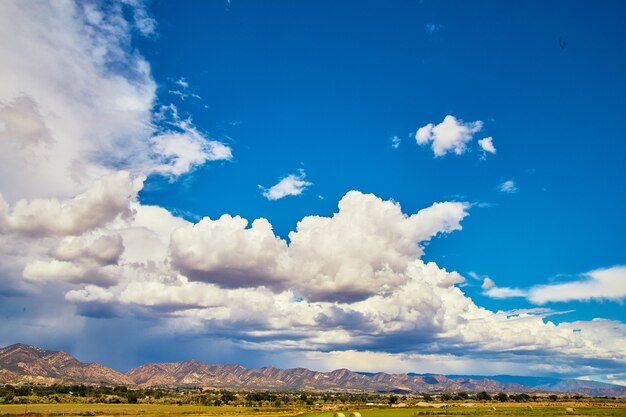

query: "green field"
left=1, top=404, right=626, bottom=417
left=300, top=405, right=626, bottom=417
left=0, top=404, right=295, bottom=417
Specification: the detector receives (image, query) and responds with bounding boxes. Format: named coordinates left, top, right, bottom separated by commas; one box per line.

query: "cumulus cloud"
left=171, top=215, right=290, bottom=289
left=415, top=115, right=483, bottom=157
left=298, top=349, right=555, bottom=376
left=170, top=191, right=469, bottom=301
left=528, top=266, right=626, bottom=304
left=52, top=234, right=125, bottom=266
left=65, top=285, right=115, bottom=303
left=499, top=180, right=517, bottom=193
left=478, top=136, right=496, bottom=156
left=0, top=171, right=140, bottom=237
left=23, top=260, right=120, bottom=287
left=11, top=186, right=626, bottom=376
left=260, top=169, right=312, bottom=200
left=2, top=0, right=626, bottom=380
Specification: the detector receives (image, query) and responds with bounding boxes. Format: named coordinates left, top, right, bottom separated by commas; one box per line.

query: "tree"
left=221, top=392, right=235, bottom=404
left=496, top=393, right=508, bottom=402
left=477, top=391, right=492, bottom=401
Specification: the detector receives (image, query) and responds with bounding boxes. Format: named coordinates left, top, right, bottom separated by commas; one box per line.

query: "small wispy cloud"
left=528, top=266, right=626, bottom=304
left=425, top=23, right=443, bottom=35
left=499, top=180, right=517, bottom=194
left=482, top=277, right=527, bottom=299
left=169, top=78, right=202, bottom=101
left=391, top=135, right=401, bottom=149
left=478, top=136, right=496, bottom=158
left=482, top=266, right=626, bottom=305
left=260, top=169, right=312, bottom=200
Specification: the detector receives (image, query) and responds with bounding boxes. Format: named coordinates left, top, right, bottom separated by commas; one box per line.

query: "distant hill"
left=126, top=361, right=535, bottom=392
left=1, top=343, right=625, bottom=397
left=415, top=374, right=626, bottom=397
left=0, top=343, right=133, bottom=386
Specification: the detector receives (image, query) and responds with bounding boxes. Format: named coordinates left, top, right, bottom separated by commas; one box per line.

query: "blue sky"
left=0, top=0, right=625, bottom=384
left=140, top=0, right=626, bottom=322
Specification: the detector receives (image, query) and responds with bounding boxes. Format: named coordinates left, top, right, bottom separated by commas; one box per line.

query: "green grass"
left=0, top=403, right=297, bottom=417
left=299, top=405, right=626, bottom=417
left=1, top=404, right=625, bottom=417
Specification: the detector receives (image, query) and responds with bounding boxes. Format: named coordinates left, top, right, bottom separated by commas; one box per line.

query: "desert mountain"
left=1, top=343, right=625, bottom=397
left=125, top=361, right=535, bottom=393
left=0, top=343, right=133, bottom=386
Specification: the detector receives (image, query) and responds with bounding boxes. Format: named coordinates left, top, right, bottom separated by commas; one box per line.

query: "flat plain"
left=1, top=404, right=626, bottom=417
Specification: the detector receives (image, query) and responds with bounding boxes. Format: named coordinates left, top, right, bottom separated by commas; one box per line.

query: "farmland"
left=1, top=403, right=626, bottom=417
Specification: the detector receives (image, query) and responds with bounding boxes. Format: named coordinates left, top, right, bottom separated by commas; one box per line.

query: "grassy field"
left=300, top=405, right=626, bottom=417
left=0, top=403, right=296, bottom=417
left=1, top=404, right=626, bottom=417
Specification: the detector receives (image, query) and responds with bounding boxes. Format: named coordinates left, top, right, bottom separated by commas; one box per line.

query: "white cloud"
left=9, top=185, right=626, bottom=375
left=481, top=277, right=527, bottom=299
left=151, top=131, right=232, bottom=176
left=261, top=169, right=312, bottom=200
left=499, top=180, right=517, bottom=193
left=484, top=286, right=528, bottom=299
left=52, top=234, right=124, bottom=266
left=586, top=373, right=626, bottom=387
left=478, top=136, right=496, bottom=155
left=171, top=215, right=290, bottom=289
left=65, top=285, right=115, bottom=303
left=481, top=277, right=495, bottom=289
left=424, top=23, right=443, bottom=35
left=150, top=104, right=232, bottom=177
left=0, top=95, right=52, bottom=147
left=528, top=266, right=626, bottom=304
left=2, top=0, right=626, bottom=379
left=0, top=1, right=229, bottom=203
left=0, top=1, right=156, bottom=202
left=415, top=115, right=483, bottom=157
left=391, top=135, right=401, bottom=149
left=170, top=191, right=469, bottom=301
left=482, top=266, right=626, bottom=305
left=175, top=78, right=189, bottom=89
left=23, top=260, right=120, bottom=287
left=0, top=171, right=140, bottom=237
left=299, top=350, right=547, bottom=376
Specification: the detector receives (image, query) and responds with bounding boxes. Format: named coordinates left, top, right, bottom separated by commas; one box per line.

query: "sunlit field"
left=1, top=404, right=626, bottom=417
left=301, top=405, right=626, bottom=417
left=0, top=403, right=294, bottom=417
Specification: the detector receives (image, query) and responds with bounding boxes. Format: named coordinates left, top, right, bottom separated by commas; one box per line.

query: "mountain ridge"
left=0, top=343, right=132, bottom=386
left=1, top=343, right=625, bottom=397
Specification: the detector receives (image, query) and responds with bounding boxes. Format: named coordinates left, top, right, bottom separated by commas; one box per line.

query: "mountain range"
left=1, top=343, right=625, bottom=397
